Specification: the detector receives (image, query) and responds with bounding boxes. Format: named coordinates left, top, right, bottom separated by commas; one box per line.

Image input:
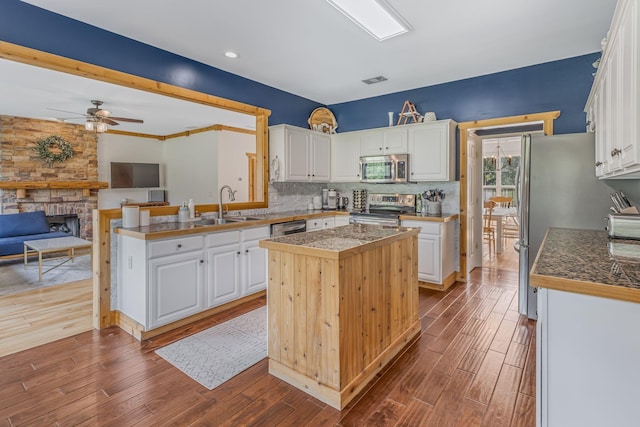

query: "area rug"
left=0, top=254, right=92, bottom=296
left=156, top=306, right=268, bottom=390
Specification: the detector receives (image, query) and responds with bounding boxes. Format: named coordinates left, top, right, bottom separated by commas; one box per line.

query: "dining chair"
left=490, top=196, right=518, bottom=245
left=489, top=196, right=512, bottom=208
left=483, top=200, right=496, bottom=254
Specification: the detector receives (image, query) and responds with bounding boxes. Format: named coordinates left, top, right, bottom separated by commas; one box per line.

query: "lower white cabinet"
left=401, top=220, right=455, bottom=285
left=537, top=288, right=640, bottom=427
left=307, top=214, right=349, bottom=231
left=119, top=226, right=269, bottom=331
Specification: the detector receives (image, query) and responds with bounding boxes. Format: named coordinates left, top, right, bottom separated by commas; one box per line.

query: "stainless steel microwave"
left=360, top=154, right=410, bottom=183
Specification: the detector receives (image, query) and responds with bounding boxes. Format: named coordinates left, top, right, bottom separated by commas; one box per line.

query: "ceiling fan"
left=50, top=100, right=144, bottom=131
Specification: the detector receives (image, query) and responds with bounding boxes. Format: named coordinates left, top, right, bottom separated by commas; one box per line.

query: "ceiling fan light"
left=85, top=120, right=95, bottom=131
left=96, top=121, right=108, bottom=133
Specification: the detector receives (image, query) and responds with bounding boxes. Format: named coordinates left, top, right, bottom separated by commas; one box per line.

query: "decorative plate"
left=308, top=107, right=337, bottom=133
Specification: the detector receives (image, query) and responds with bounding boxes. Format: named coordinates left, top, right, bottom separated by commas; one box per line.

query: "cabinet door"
left=334, top=215, right=350, bottom=227
left=331, top=132, right=361, bottom=182
left=619, top=3, right=637, bottom=169
left=607, top=30, right=623, bottom=172
left=206, top=243, right=241, bottom=307
left=243, top=238, right=268, bottom=295
left=383, top=127, right=408, bottom=154
left=310, top=133, right=331, bottom=181
left=307, top=218, right=323, bottom=230
left=149, top=251, right=204, bottom=328
left=285, top=127, right=310, bottom=181
left=322, top=217, right=335, bottom=229
left=409, top=122, right=452, bottom=181
left=360, top=130, right=384, bottom=155
left=417, top=233, right=441, bottom=283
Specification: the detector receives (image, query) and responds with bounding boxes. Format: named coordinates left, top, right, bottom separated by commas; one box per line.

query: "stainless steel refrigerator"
left=517, top=133, right=613, bottom=319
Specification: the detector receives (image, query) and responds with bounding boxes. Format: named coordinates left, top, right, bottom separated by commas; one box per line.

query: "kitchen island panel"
left=339, top=252, right=364, bottom=385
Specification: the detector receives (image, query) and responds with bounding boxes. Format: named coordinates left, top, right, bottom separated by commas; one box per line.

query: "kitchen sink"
left=194, top=218, right=231, bottom=225
left=227, top=216, right=262, bottom=221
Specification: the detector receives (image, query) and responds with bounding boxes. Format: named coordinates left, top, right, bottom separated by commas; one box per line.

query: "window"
left=482, top=137, right=521, bottom=206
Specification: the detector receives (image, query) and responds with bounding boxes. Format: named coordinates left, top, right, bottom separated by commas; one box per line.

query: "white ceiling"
left=4, top=0, right=617, bottom=134
left=23, top=0, right=617, bottom=105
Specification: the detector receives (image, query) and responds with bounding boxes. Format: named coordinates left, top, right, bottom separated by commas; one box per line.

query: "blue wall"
left=329, top=53, right=599, bottom=135
left=1, top=0, right=597, bottom=135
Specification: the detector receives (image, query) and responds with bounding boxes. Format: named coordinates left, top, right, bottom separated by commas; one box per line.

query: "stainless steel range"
left=349, top=193, right=415, bottom=226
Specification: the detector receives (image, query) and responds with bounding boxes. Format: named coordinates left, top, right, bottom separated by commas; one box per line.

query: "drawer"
left=402, top=220, right=441, bottom=235
left=148, top=235, right=203, bottom=258
left=242, top=226, right=270, bottom=241
left=206, top=230, right=240, bottom=247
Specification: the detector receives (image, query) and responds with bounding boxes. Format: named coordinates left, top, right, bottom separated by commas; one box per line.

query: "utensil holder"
left=426, top=201, right=441, bottom=215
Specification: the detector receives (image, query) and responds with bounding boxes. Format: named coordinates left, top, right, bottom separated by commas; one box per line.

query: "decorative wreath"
left=33, top=135, right=74, bottom=165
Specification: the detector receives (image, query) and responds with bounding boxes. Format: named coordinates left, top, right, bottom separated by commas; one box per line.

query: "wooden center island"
left=259, top=223, right=421, bottom=410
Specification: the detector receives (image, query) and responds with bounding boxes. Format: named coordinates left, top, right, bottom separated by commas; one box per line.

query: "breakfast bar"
left=259, top=223, right=421, bottom=410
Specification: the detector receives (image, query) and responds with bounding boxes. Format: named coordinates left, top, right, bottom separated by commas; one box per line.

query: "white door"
left=310, top=133, right=331, bottom=181
left=467, top=132, right=483, bottom=273
left=149, top=251, right=204, bottom=328
left=206, top=243, right=240, bottom=307
left=285, top=127, right=310, bottom=180
left=243, top=238, right=268, bottom=294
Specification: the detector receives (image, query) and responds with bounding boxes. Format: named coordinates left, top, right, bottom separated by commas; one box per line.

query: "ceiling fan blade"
left=102, top=118, right=119, bottom=126
left=110, top=117, right=144, bottom=123
left=48, top=107, right=87, bottom=116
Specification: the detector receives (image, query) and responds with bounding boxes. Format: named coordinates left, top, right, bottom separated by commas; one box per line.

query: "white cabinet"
left=331, top=132, right=361, bottom=182
left=119, top=226, right=269, bottom=331
left=537, top=288, right=640, bottom=426
left=119, top=234, right=205, bottom=330
left=334, top=215, right=350, bottom=227
left=149, top=250, right=204, bottom=328
left=360, top=127, right=408, bottom=156
left=205, top=226, right=269, bottom=308
left=306, top=215, right=347, bottom=231
left=269, top=124, right=330, bottom=182
left=408, top=120, right=456, bottom=181
left=401, top=220, right=455, bottom=286
left=586, top=0, right=640, bottom=178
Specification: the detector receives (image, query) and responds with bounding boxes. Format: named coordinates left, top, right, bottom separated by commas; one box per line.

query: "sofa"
left=0, top=211, right=70, bottom=257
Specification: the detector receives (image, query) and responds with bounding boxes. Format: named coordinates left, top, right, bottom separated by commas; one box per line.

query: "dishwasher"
left=270, top=219, right=307, bottom=237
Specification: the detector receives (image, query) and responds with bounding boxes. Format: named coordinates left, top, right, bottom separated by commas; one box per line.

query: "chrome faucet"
left=218, top=185, right=236, bottom=219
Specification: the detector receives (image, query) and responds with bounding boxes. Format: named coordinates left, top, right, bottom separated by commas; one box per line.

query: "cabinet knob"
left=611, top=148, right=622, bottom=157
left=245, top=249, right=249, bottom=254
left=177, top=244, right=182, bottom=249
left=237, top=251, right=241, bottom=255
left=595, top=161, right=603, bottom=166
left=385, top=146, right=389, bottom=149
left=312, top=174, right=315, bottom=177
left=379, top=147, right=382, bottom=150
left=200, top=260, right=204, bottom=264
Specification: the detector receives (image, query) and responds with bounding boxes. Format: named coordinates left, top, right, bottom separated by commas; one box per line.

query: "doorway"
left=457, top=111, right=560, bottom=282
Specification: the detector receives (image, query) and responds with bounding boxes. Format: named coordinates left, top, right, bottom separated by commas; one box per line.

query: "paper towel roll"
left=122, top=206, right=140, bottom=228
left=139, top=209, right=150, bottom=227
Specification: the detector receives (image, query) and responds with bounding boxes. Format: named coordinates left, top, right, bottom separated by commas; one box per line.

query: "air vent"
left=362, top=76, right=388, bottom=85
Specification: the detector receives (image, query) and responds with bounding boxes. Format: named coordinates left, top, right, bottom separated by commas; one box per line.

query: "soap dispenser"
left=178, top=202, right=190, bottom=223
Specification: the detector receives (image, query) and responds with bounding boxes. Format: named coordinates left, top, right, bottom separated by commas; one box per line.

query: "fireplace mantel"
left=0, top=181, right=108, bottom=198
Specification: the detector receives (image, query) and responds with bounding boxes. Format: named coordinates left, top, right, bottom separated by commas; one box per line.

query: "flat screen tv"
left=110, top=162, right=160, bottom=188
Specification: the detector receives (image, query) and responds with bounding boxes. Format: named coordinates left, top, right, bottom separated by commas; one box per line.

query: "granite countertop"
left=259, top=223, right=419, bottom=259
left=399, top=212, right=459, bottom=223
left=530, top=228, right=640, bottom=303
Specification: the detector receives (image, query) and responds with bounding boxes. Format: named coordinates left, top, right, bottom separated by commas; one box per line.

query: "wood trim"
left=107, top=123, right=257, bottom=141
left=0, top=41, right=270, bottom=117
left=0, top=181, right=108, bottom=190
left=457, top=111, right=560, bottom=283
left=246, top=152, right=256, bottom=202
left=105, top=129, right=163, bottom=140
left=418, top=271, right=457, bottom=291
left=93, top=209, right=118, bottom=329
left=112, top=291, right=267, bottom=341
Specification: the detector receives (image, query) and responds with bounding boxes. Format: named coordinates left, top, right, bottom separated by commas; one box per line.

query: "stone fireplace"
left=0, top=116, right=101, bottom=240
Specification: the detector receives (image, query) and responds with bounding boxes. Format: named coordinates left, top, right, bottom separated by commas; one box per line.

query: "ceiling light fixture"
left=85, top=118, right=108, bottom=133
left=326, top=0, right=412, bottom=41
left=225, top=51, right=238, bottom=59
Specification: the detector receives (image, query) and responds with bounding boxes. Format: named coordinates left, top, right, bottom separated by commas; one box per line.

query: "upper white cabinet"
left=408, top=120, right=457, bottom=181
left=331, top=132, right=361, bottom=182
left=586, top=0, right=640, bottom=178
left=269, top=124, right=330, bottom=182
left=360, top=127, right=408, bottom=155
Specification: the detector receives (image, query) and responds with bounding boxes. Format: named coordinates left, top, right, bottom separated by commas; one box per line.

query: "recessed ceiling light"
left=225, top=51, right=238, bottom=59
left=326, top=0, right=412, bottom=41
left=362, top=76, right=388, bottom=85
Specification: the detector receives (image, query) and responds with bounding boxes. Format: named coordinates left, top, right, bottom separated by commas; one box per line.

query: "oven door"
left=360, top=156, right=395, bottom=183
left=349, top=213, right=400, bottom=226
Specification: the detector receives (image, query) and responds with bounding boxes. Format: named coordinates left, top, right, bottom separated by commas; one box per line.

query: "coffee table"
left=24, top=236, right=93, bottom=282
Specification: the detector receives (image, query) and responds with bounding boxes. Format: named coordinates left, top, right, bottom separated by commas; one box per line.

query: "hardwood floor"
left=0, top=268, right=535, bottom=426
left=0, top=278, right=93, bottom=358
left=483, top=237, right=519, bottom=271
